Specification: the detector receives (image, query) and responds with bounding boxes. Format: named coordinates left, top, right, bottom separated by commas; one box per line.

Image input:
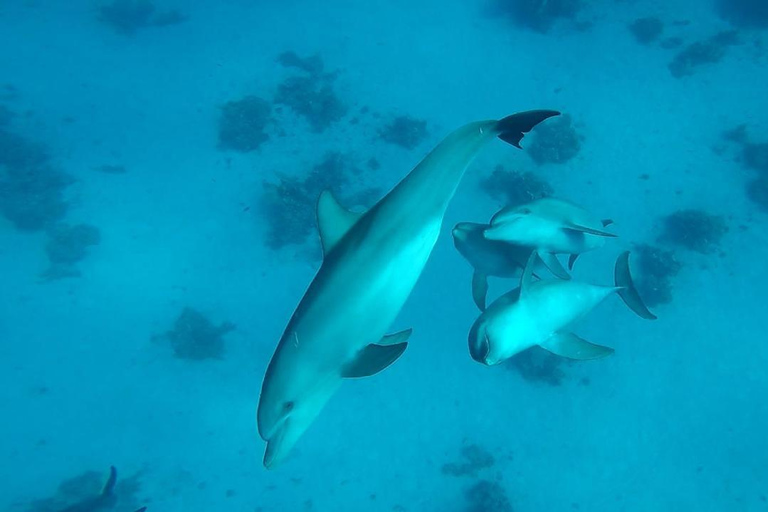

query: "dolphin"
left=468, top=251, right=656, bottom=367
left=483, top=197, right=616, bottom=278
left=452, top=221, right=550, bottom=311
left=256, top=110, right=560, bottom=468
left=58, top=466, right=117, bottom=512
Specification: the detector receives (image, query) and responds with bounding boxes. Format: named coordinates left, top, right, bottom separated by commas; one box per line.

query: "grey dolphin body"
left=58, top=467, right=117, bottom=512
left=257, top=110, right=560, bottom=468
left=468, top=251, right=656, bottom=367
left=452, top=221, right=549, bottom=311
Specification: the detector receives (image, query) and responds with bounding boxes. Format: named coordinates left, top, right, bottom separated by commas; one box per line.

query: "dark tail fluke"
left=102, top=466, right=117, bottom=496
left=496, top=110, right=561, bottom=148
left=615, top=251, right=657, bottom=320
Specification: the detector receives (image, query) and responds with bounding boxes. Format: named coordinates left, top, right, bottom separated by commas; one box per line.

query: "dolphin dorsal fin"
left=520, top=251, right=537, bottom=297
left=316, top=190, right=362, bottom=256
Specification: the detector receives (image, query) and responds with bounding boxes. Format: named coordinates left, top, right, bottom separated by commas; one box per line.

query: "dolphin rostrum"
left=483, top=197, right=616, bottom=278
left=468, top=251, right=656, bottom=367
left=452, top=221, right=550, bottom=311
left=257, top=110, right=560, bottom=468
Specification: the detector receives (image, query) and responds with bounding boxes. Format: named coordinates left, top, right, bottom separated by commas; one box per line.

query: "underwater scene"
left=1, top=0, right=767, bottom=510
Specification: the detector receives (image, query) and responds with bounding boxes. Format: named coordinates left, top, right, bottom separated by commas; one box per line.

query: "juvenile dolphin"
left=257, top=110, right=560, bottom=468
left=58, top=466, right=117, bottom=512
left=452, top=221, right=549, bottom=311
left=468, top=251, right=656, bottom=367
left=483, top=197, right=615, bottom=278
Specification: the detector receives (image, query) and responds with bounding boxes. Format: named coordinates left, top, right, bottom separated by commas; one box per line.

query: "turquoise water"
left=1, top=1, right=766, bottom=511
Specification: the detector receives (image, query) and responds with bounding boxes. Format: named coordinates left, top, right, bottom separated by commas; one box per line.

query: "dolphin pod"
left=484, top=197, right=617, bottom=279
left=468, top=251, right=655, bottom=367
left=257, top=110, right=560, bottom=468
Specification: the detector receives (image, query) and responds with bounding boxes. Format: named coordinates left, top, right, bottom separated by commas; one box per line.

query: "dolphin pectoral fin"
left=563, top=222, right=617, bottom=238
left=317, top=190, right=363, bottom=256
left=520, top=252, right=537, bottom=297
left=538, top=251, right=570, bottom=280
left=540, top=332, right=614, bottom=360
left=102, top=466, right=117, bottom=496
left=614, top=251, right=657, bottom=320
left=496, top=110, right=561, bottom=148
left=341, top=341, right=408, bottom=378
left=472, top=271, right=489, bottom=311
left=380, top=328, right=412, bottom=346
left=568, top=253, right=579, bottom=271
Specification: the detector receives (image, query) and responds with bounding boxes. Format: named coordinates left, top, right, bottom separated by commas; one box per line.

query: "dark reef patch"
left=743, top=142, right=768, bottom=175
left=628, top=17, right=664, bottom=45
left=526, top=114, right=581, bottom=165
left=506, top=346, right=569, bottom=386
left=217, top=96, right=272, bottom=153
left=668, top=31, right=740, bottom=78
left=464, top=479, right=513, bottom=512
left=746, top=177, right=768, bottom=212
left=478, top=166, right=553, bottom=206
left=657, top=209, right=728, bottom=254
left=379, top=116, right=428, bottom=150
left=274, top=74, right=347, bottom=133
left=716, top=0, right=768, bottom=29
left=156, top=307, right=235, bottom=361
left=493, top=0, right=583, bottom=33
left=42, top=223, right=101, bottom=281
left=442, top=444, right=496, bottom=477
left=98, top=0, right=186, bottom=36
left=259, top=152, right=379, bottom=252
left=632, top=243, right=682, bottom=307
left=277, top=51, right=325, bottom=76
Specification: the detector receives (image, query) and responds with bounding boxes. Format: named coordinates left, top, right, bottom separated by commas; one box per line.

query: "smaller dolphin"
left=468, top=251, right=656, bottom=367
left=452, top=221, right=549, bottom=311
left=483, top=198, right=615, bottom=278
left=58, top=466, right=117, bottom=512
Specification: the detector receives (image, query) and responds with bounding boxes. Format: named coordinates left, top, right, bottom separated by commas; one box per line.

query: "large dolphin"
left=468, top=251, right=656, bottom=367
left=483, top=197, right=616, bottom=278
left=452, top=221, right=549, bottom=311
left=257, top=110, right=560, bottom=468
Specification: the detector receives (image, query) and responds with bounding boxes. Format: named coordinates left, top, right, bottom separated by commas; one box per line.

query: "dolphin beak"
left=263, top=419, right=290, bottom=469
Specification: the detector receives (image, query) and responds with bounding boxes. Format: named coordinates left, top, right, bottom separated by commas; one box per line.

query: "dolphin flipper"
left=614, top=251, right=657, bottom=320
left=341, top=341, right=408, bottom=378
left=538, top=251, right=570, bottom=280
left=540, top=332, right=614, bottom=360
left=472, top=271, right=489, bottom=311
left=563, top=222, right=617, bottom=238
left=380, top=328, right=412, bottom=346
left=496, top=110, right=561, bottom=148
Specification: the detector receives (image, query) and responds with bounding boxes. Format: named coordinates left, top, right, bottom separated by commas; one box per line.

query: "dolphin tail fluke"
left=614, top=251, right=657, bottom=320
left=540, top=332, right=614, bottom=360
left=102, top=466, right=117, bottom=496
left=342, top=340, right=408, bottom=378
left=538, top=251, right=570, bottom=280
left=495, top=110, right=561, bottom=148
left=472, top=271, right=489, bottom=311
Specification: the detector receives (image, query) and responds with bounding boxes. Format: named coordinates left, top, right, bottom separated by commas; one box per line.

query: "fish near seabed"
left=452, top=221, right=550, bottom=311
left=256, top=110, right=561, bottom=468
left=483, top=197, right=617, bottom=278
left=468, top=251, right=656, bottom=367
left=58, top=466, right=117, bottom=512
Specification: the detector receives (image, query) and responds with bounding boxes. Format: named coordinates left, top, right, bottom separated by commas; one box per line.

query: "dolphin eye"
left=282, top=401, right=294, bottom=413
left=518, top=208, right=531, bottom=215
